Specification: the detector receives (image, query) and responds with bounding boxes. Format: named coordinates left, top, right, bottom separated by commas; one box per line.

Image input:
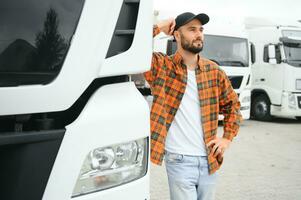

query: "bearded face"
left=179, top=31, right=203, bottom=54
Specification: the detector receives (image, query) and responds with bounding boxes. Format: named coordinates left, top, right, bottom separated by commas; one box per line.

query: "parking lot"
left=150, top=119, right=301, bottom=200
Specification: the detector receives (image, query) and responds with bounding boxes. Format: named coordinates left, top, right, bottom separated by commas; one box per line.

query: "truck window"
left=275, top=44, right=282, bottom=64
left=202, top=35, right=249, bottom=67
left=263, top=45, right=269, bottom=62
left=0, top=0, right=85, bottom=87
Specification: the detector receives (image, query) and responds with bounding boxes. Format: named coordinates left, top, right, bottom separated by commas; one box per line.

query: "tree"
left=35, top=8, right=67, bottom=71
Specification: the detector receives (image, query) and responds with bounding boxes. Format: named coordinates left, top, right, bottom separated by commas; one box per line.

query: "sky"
left=154, top=0, right=301, bottom=22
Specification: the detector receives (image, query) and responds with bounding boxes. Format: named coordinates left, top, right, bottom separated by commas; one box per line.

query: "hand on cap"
left=157, top=18, right=176, bottom=36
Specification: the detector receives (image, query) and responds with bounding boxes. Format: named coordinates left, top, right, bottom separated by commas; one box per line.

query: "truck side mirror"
left=269, top=58, right=277, bottom=65
left=268, top=45, right=276, bottom=58
left=250, top=43, right=256, bottom=64
left=264, top=44, right=277, bottom=64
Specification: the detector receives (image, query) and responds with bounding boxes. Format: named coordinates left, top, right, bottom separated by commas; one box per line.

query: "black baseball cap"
left=174, top=12, right=209, bottom=31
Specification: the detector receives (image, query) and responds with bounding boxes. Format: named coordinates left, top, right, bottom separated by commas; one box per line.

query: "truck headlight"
left=296, top=79, right=301, bottom=90
left=72, top=137, right=148, bottom=197
left=288, top=93, right=296, bottom=108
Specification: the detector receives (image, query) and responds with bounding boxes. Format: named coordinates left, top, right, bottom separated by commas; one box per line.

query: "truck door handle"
left=260, top=78, right=265, bottom=82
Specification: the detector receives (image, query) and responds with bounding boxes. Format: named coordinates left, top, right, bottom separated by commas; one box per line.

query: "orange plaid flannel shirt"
left=144, top=26, right=242, bottom=174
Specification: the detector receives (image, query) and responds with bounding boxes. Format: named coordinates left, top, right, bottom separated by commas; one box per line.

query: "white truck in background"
left=136, top=13, right=251, bottom=119
left=245, top=18, right=301, bottom=120
left=0, top=0, right=152, bottom=199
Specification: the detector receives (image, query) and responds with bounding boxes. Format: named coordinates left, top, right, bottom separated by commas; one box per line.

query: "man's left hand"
left=207, top=137, right=231, bottom=158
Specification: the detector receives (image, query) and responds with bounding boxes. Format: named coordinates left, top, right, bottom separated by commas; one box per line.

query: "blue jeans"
left=164, top=151, right=218, bottom=200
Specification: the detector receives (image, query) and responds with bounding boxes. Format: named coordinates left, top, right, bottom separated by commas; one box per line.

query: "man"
left=144, top=12, right=242, bottom=200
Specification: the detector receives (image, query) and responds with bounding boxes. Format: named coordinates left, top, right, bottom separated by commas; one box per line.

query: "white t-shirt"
left=165, top=69, right=207, bottom=156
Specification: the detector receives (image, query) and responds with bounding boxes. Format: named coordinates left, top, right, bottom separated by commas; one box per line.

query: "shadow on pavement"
left=249, top=117, right=301, bottom=124
left=218, top=118, right=301, bottom=126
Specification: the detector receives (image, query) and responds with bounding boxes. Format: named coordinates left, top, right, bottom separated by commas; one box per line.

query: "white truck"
left=149, top=14, right=252, bottom=120
left=0, top=0, right=152, bottom=199
left=246, top=19, right=301, bottom=120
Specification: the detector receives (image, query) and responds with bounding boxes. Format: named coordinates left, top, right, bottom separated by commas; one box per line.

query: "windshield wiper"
left=219, top=60, right=247, bottom=67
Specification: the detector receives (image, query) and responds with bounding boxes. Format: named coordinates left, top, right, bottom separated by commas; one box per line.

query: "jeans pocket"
left=165, top=152, right=184, bottom=164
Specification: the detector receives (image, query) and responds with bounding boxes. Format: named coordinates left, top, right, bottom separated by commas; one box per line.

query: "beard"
left=180, top=32, right=203, bottom=54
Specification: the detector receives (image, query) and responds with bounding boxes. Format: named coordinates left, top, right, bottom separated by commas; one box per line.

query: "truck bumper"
left=72, top=175, right=149, bottom=200
left=271, top=92, right=301, bottom=118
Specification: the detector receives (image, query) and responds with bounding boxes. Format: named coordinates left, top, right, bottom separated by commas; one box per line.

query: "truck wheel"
left=296, top=117, right=301, bottom=121
left=252, top=94, right=272, bottom=121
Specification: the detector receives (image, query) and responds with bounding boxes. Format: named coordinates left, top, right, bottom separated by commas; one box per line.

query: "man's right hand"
left=157, top=18, right=176, bottom=36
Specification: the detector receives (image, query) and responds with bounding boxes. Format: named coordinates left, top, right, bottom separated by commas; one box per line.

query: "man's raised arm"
left=143, top=19, right=175, bottom=87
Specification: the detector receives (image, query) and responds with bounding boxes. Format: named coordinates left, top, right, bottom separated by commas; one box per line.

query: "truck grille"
left=106, top=0, right=140, bottom=58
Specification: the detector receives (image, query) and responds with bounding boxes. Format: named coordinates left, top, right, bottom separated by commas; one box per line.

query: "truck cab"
left=246, top=20, right=301, bottom=120
left=0, top=0, right=152, bottom=199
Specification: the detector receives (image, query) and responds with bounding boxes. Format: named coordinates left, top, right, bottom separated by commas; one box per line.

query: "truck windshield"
left=283, top=45, right=301, bottom=67
left=0, top=0, right=85, bottom=87
left=282, top=30, right=301, bottom=67
left=202, top=35, right=249, bottom=67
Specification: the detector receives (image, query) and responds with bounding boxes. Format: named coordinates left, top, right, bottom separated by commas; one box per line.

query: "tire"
left=296, top=117, right=301, bottom=121
left=251, top=94, right=272, bottom=121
